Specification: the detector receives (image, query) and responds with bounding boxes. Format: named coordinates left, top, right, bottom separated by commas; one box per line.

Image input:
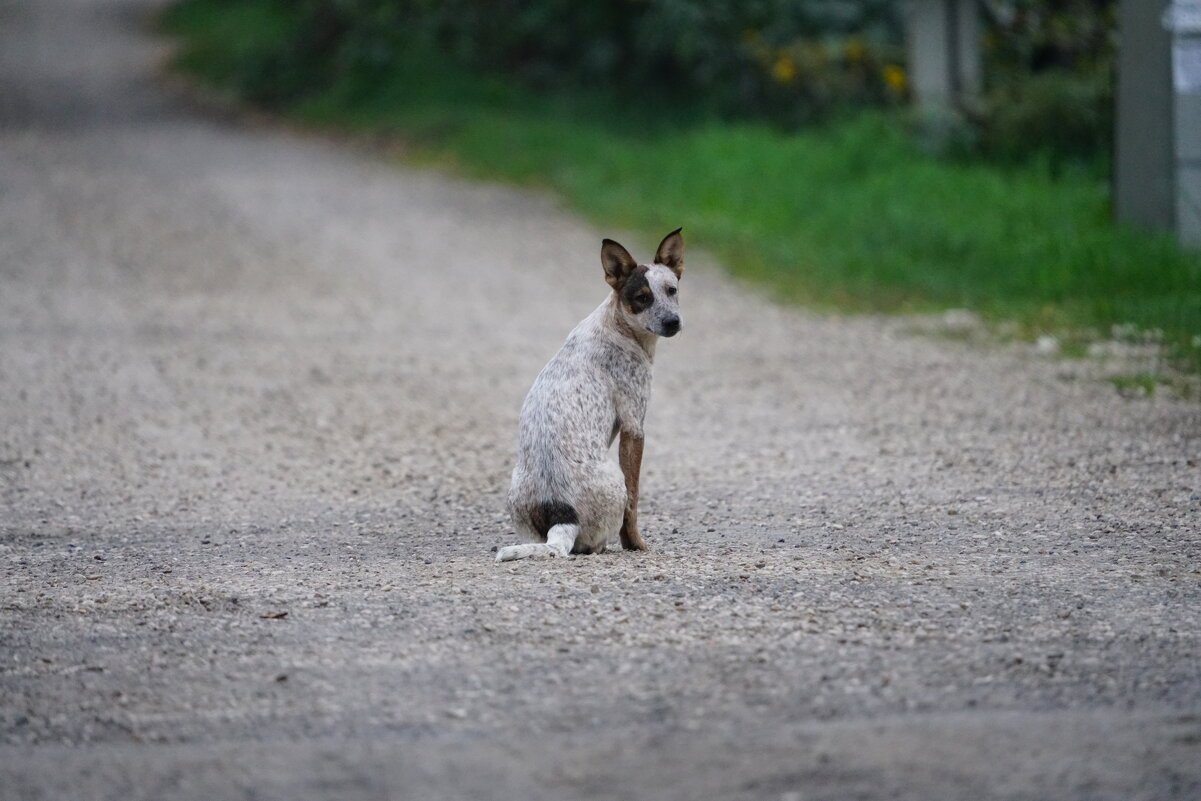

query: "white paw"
left=496, top=545, right=527, bottom=562
left=495, top=543, right=571, bottom=562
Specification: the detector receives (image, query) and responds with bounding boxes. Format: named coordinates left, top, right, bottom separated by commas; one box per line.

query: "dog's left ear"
left=654, top=228, right=684, bottom=279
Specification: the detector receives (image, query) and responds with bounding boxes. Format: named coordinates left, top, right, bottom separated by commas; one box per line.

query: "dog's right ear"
left=654, top=228, right=684, bottom=278
left=601, top=239, right=638, bottom=290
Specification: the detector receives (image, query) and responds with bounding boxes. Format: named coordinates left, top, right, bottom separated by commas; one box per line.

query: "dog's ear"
left=601, top=238, right=638, bottom=290
left=654, top=228, right=684, bottom=278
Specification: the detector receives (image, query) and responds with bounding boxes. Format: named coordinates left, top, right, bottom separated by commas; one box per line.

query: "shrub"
left=171, top=0, right=1119, bottom=166
left=977, top=0, right=1116, bottom=167
left=204, top=0, right=909, bottom=121
left=978, top=68, right=1112, bottom=170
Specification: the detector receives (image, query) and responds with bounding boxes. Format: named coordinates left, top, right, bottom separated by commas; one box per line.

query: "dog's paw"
left=496, top=544, right=528, bottom=562
left=620, top=532, right=649, bottom=551
left=496, top=543, right=570, bottom=562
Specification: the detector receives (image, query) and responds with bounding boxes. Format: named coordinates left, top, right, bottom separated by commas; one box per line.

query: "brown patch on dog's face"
left=619, top=265, right=653, bottom=314
left=603, top=234, right=684, bottom=337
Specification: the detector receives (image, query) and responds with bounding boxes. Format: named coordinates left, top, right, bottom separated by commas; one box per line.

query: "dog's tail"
left=496, top=523, right=579, bottom=562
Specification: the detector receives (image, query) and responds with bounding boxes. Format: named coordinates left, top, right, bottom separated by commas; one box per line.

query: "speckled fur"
left=498, top=231, right=684, bottom=562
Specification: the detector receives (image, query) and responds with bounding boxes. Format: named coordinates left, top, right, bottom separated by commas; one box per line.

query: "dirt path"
left=2, top=1, right=1199, bottom=799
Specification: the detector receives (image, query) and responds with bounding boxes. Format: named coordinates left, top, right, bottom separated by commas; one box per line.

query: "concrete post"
left=1166, top=1, right=1201, bottom=246
left=906, top=0, right=981, bottom=110
left=1115, top=1, right=1176, bottom=234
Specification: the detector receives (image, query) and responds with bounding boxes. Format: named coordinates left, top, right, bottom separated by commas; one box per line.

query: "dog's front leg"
left=618, top=431, right=648, bottom=551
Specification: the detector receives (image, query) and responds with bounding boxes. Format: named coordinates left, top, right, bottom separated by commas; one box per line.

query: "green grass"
left=162, top=0, right=1201, bottom=373
left=1105, top=372, right=1198, bottom=400
left=162, top=0, right=299, bottom=89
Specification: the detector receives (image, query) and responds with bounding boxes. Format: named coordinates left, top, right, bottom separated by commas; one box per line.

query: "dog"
left=496, top=229, right=684, bottom=562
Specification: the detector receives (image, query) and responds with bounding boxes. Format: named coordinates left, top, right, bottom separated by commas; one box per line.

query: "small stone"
left=1035, top=335, right=1059, bottom=355
left=941, top=308, right=980, bottom=332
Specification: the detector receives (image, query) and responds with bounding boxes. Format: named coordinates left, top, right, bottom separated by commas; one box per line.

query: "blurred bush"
left=189, top=0, right=1117, bottom=166
left=978, top=69, right=1112, bottom=169
left=977, top=0, right=1116, bottom=169
left=219, top=0, right=907, bottom=122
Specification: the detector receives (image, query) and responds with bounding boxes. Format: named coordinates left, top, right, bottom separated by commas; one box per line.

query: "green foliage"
left=983, top=0, right=1115, bottom=76
left=163, top=0, right=1201, bottom=373
left=978, top=69, right=1111, bottom=172
left=165, top=0, right=1121, bottom=165
left=977, top=0, right=1117, bottom=168
left=161, top=0, right=318, bottom=104
left=167, top=0, right=908, bottom=121
left=1108, top=373, right=1163, bottom=398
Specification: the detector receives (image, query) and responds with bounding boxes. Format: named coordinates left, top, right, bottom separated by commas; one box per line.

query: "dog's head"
left=601, top=228, right=684, bottom=338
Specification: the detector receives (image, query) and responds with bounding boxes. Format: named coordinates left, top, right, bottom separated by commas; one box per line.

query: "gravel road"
left=2, top=1, right=1200, bottom=799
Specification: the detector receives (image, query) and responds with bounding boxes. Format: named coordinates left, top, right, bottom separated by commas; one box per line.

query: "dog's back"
left=507, top=304, right=648, bottom=554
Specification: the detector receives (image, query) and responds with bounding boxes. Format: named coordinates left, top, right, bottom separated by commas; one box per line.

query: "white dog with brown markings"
left=497, top=229, right=685, bottom=562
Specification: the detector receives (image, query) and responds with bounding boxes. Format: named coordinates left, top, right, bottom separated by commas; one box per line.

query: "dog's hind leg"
left=496, top=523, right=579, bottom=562
left=570, top=461, right=624, bottom=555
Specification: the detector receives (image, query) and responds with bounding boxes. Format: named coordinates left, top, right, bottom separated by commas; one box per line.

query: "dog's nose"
left=662, top=316, right=681, bottom=336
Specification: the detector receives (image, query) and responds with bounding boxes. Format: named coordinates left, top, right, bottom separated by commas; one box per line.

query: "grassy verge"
left=162, top=0, right=1201, bottom=374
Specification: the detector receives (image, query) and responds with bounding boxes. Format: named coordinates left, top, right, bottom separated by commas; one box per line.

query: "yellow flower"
left=772, top=54, right=797, bottom=84
left=882, top=64, right=907, bottom=94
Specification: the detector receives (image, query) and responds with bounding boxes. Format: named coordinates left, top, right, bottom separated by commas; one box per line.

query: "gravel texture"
left=2, top=1, right=1200, bottom=799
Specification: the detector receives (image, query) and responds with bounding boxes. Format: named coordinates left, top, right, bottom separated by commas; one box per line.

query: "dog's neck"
left=605, top=294, right=657, bottom=360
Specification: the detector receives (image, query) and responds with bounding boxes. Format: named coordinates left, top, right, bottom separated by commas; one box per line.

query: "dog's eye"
left=666, top=286, right=677, bottom=296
